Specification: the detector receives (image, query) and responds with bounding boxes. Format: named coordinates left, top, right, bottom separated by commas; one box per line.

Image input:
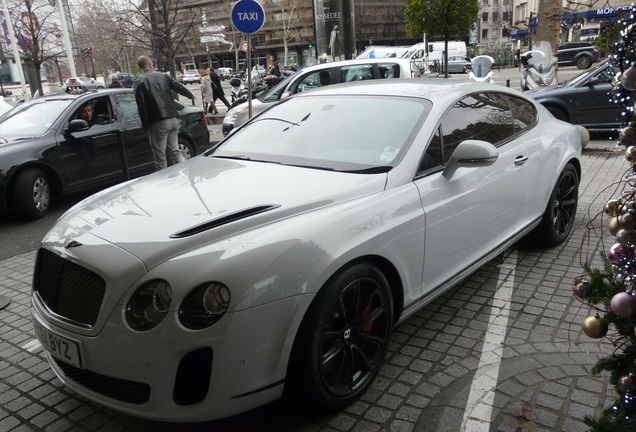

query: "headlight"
left=126, top=280, right=172, bottom=331
left=179, top=282, right=230, bottom=330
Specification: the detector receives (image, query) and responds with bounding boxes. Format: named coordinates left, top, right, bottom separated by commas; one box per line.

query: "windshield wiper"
left=213, top=154, right=281, bottom=164
left=251, top=117, right=299, bottom=127
left=343, top=166, right=393, bottom=174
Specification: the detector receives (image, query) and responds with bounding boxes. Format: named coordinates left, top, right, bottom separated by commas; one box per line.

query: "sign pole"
left=246, top=35, right=252, bottom=118
left=231, top=0, right=265, bottom=120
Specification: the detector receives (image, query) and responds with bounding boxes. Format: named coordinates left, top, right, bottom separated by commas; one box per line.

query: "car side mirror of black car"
left=443, top=140, right=499, bottom=179
left=587, top=76, right=600, bottom=86
left=66, top=119, right=90, bottom=134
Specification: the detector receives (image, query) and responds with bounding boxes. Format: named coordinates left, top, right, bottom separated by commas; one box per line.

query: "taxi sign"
left=231, top=0, right=265, bottom=34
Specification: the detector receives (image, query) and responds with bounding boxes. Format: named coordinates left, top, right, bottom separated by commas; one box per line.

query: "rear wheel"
left=576, top=56, right=592, bottom=69
left=14, top=168, right=51, bottom=220
left=286, top=263, right=393, bottom=410
left=531, top=163, right=578, bottom=247
left=178, top=138, right=194, bottom=159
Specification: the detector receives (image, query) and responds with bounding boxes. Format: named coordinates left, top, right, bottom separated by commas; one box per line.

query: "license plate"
left=33, top=322, right=82, bottom=369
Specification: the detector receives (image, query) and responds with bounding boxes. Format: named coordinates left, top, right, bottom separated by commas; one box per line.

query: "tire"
left=575, top=56, right=592, bottom=69
left=178, top=138, right=194, bottom=159
left=531, top=163, right=578, bottom=247
left=14, top=168, right=51, bottom=220
left=286, top=263, right=393, bottom=410
left=546, top=105, right=569, bottom=123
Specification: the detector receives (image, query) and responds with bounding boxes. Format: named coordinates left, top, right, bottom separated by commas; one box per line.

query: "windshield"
left=0, top=99, right=72, bottom=139
left=260, top=73, right=296, bottom=102
left=525, top=41, right=557, bottom=72
left=210, top=94, right=431, bottom=172
left=566, top=62, right=617, bottom=87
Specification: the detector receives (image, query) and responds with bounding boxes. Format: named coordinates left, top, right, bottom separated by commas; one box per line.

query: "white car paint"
left=31, top=80, right=584, bottom=422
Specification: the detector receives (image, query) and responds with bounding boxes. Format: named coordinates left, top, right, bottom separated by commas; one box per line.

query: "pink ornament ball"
left=608, top=243, right=634, bottom=264
left=618, top=374, right=636, bottom=392
left=611, top=292, right=636, bottom=318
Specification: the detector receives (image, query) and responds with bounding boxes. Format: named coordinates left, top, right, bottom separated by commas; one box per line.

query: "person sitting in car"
left=76, top=102, right=107, bottom=126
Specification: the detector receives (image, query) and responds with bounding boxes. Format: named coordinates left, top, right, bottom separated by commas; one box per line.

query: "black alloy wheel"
left=532, top=163, right=579, bottom=246
left=14, top=168, right=51, bottom=220
left=287, top=263, right=393, bottom=409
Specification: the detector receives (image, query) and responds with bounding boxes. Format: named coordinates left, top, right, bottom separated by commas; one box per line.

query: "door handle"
left=514, top=156, right=528, bottom=165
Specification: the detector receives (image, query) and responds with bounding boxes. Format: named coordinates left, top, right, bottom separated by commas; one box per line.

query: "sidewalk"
left=0, top=141, right=626, bottom=431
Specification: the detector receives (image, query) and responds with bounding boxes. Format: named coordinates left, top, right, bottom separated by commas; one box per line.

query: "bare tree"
left=269, top=0, right=303, bottom=65
left=7, top=0, right=64, bottom=96
left=535, top=0, right=563, bottom=50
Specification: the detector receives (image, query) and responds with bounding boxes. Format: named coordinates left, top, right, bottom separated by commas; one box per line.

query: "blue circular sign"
left=231, top=0, right=265, bottom=34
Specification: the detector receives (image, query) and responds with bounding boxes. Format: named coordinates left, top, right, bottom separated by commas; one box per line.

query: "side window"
left=115, top=93, right=140, bottom=122
left=72, top=96, right=114, bottom=125
left=440, top=92, right=515, bottom=161
left=508, top=95, right=536, bottom=133
left=293, top=71, right=331, bottom=93
left=378, top=63, right=399, bottom=78
left=341, top=65, right=373, bottom=81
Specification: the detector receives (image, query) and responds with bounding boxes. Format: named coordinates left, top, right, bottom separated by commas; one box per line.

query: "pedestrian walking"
left=200, top=69, right=216, bottom=114
left=133, top=55, right=196, bottom=171
left=210, top=67, right=231, bottom=111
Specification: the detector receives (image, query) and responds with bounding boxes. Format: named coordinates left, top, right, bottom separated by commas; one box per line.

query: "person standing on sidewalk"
left=210, top=67, right=231, bottom=112
left=133, top=55, right=196, bottom=171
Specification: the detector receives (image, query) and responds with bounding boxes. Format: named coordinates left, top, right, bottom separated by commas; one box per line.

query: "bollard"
left=506, top=79, right=510, bottom=88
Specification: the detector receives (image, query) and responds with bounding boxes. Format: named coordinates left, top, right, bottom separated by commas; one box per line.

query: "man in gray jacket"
left=133, top=55, right=196, bottom=171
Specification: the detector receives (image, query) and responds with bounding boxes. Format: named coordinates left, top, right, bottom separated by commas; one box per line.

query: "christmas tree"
left=575, top=5, right=636, bottom=430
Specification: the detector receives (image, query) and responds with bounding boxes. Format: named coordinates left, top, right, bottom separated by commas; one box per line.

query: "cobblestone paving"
left=0, top=141, right=626, bottom=431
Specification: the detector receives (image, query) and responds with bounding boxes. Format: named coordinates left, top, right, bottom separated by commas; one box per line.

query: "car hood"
left=44, top=155, right=387, bottom=269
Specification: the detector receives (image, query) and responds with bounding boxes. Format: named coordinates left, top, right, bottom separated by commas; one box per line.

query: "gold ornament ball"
left=621, top=126, right=636, bottom=147
left=605, top=199, right=621, bottom=216
left=627, top=146, right=636, bottom=163
left=582, top=315, right=609, bottom=338
left=609, top=217, right=621, bottom=236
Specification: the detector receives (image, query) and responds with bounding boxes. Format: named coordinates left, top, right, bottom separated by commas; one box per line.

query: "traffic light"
left=86, top=47, right=92, bottom=57
left=308, top=40, right=312, bottom=48
left=251, top=46, right=255, bottom=53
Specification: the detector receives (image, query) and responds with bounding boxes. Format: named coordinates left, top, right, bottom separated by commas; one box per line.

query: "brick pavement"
left=0, top=140, right=627, bottom=431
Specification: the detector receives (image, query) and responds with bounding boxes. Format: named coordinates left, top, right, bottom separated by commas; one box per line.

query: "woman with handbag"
left=200, top=69, right=216, bottom=114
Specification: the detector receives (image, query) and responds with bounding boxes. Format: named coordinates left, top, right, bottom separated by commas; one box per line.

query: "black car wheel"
left=531, top=163, right=578, bottom=247
left=179, top=138, right=194, bottom=160
left=576, top=56, right=593, bottom=69
left=15, top=168, right=51, bottom=220
left=286, top=263, right=393, bottom=410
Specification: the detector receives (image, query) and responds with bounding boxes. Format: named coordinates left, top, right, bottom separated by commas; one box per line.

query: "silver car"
left=222, top=57, right=422, bottom=136
left=32, top=80, right=585, bottom=422
left=64, top=77, right=104, bottom=90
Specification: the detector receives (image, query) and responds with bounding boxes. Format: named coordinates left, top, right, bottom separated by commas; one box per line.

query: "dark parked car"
left=0, top=89, right=210, bottom=220
left=556, top=41, right=600, bottom=69
left=526, top=60, right=622, bottom=128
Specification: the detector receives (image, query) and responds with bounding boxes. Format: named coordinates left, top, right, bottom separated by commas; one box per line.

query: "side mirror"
left=443, top=140, right=499, bottom=179
left=281, top=91, right=292, bottom=100
left=66, top=119, right=90, bottom=133
left=587, top=76, right=600, bottom=86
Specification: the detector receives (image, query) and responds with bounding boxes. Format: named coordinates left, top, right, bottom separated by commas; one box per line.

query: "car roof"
left=301, top=57, right=415, bottom=74
left=27, top=88, right=133, bottom=103
left=291, top=79, right=526, bottom=104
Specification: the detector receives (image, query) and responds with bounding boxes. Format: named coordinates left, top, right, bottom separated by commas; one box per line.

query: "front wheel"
left=286, top=263, right=393, bottom=410
left=14, top=168, right=51, bottom=220
left=530, top=163, right=579, bottom=247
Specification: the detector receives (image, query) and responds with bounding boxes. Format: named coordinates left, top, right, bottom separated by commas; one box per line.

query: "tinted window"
left=378, top=63, right=400, bottom=78
left=115, top=93, right=140, bottom=122
left=341, top=65, right=373, bottom=81
left=508, top=95, right=536, bottom=133
left=440, top=92, right=515, bottom=160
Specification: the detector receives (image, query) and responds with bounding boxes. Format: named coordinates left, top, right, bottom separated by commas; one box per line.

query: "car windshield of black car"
left=211, top=95, right=431, bottom=172
left=0, top=99, right=72, bottom=139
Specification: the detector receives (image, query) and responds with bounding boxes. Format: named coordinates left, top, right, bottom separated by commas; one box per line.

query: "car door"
left=569, top=64, right=622, bottom=126
left=56, top=95, right=125, bottom=191
left=414, top=91, right=530, bottom=294
left=113, top=92, right=156, bottom=178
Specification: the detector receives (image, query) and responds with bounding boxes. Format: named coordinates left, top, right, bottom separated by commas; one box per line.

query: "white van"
left=217, top=67, right=235, bottom=80
left=403, top=41, right=467, bottom=70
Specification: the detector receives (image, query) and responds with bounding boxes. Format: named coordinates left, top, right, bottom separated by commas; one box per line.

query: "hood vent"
left=170, top=205, right=281, bottom=239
